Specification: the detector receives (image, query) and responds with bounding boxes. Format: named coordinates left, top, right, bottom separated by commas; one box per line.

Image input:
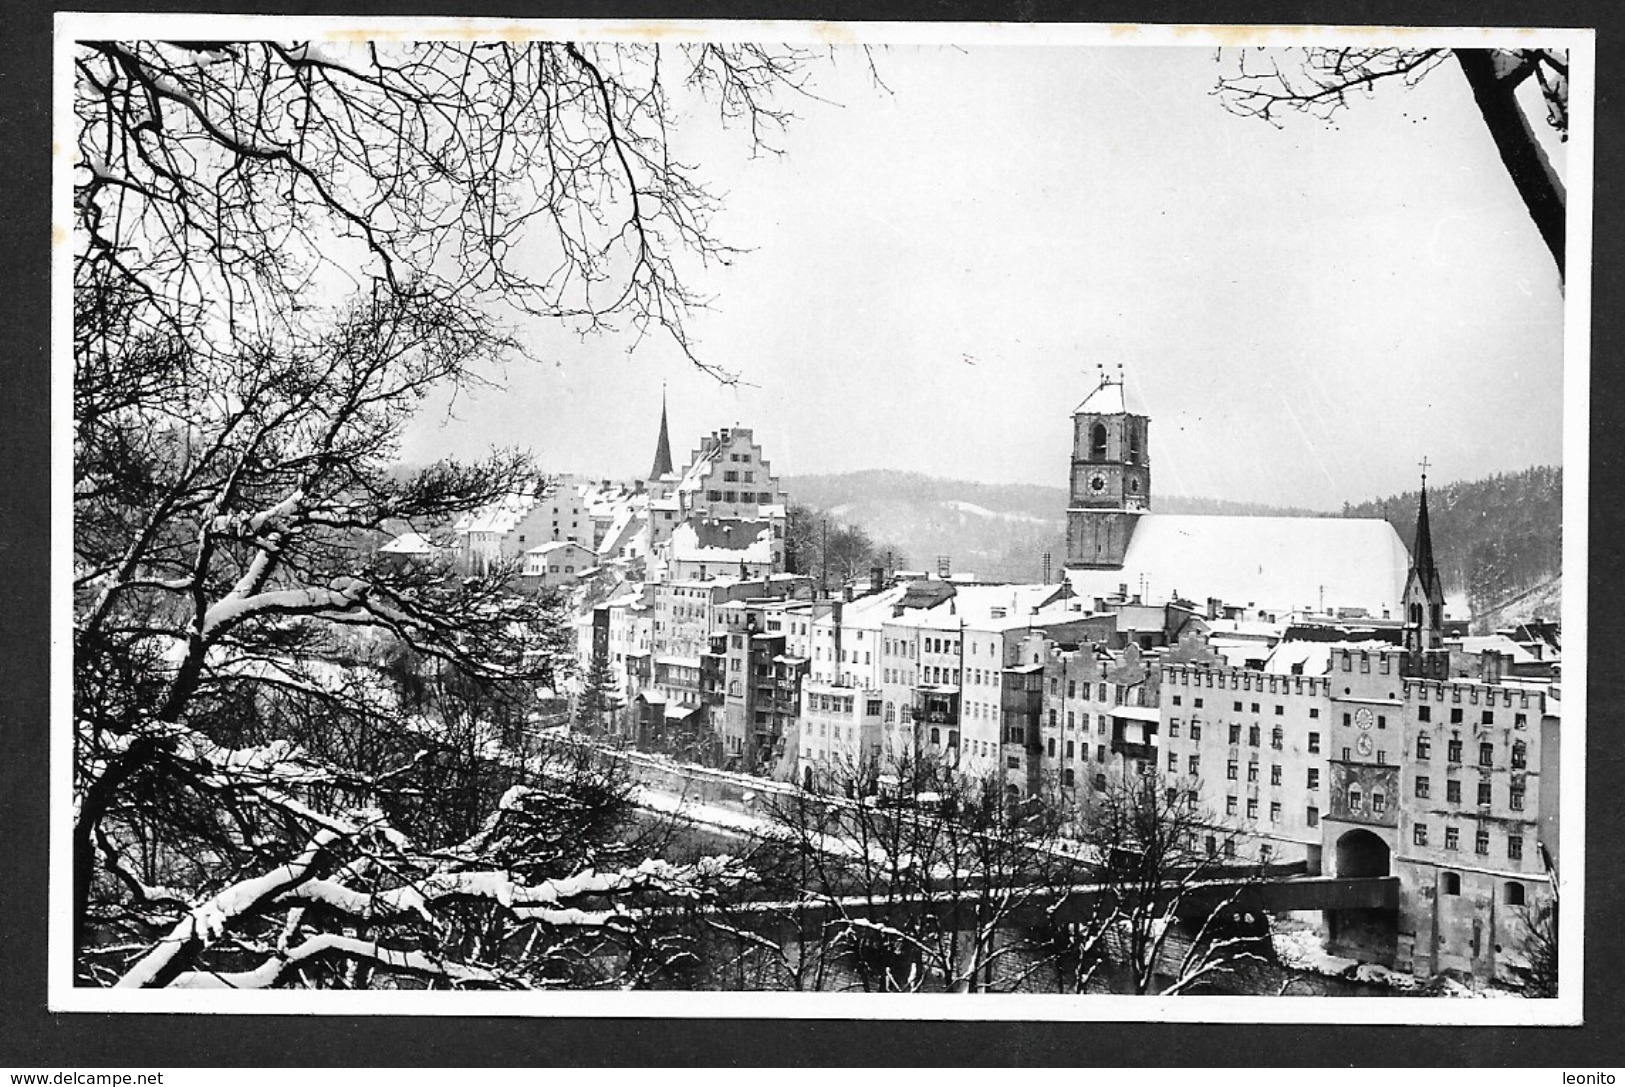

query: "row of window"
left=1413, top=823, right=1525, bottom=860
left=1415, top=735, right=1527, bottom=767
left=720, top=469, right=756, bottom=483
left=1417, top=705, right=1528, bottom=728
left=1415, top=777, right=1527, bottom=808
left=1218, top=758, right=1292, bottom=786
left=1225, top=796, right=1284, bottom=822
left=704, top=490, right=774, bottom=503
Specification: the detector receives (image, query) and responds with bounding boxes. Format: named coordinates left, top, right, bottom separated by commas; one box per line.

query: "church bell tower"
left=1065, top=365, right=1150, bottom=570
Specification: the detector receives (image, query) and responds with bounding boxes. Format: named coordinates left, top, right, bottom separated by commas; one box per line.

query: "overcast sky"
left=399, top=42, right=1569, bottom=511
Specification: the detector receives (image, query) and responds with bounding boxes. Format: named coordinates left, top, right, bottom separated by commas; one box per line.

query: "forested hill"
left=782, top=471, right=1323, bottom=583
left=1341, top=465, right=1562, bottom=613
left=783, top=467, right=1563, bottom=617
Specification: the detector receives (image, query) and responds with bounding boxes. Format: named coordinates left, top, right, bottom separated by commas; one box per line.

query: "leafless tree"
left=74, top=39, right=824, bottom=379
left=697, top=756, right=1267, bottom=994
left=72, top=36, right=824, bottom=988
left=1214, top=47, right=1569, bottom=279
left=1515, top=888, right=1559, bottom=998
left=1057, top=769, right=1268, bottom=996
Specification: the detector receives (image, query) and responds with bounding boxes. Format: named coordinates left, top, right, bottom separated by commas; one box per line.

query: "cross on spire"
left=1418, top=455, right=1431, bottom=487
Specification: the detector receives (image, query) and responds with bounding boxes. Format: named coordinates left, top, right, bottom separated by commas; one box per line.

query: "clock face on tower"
left=1088, top=472, right=1108, bottom=494
left=1356, top=734, right=1374, bottom=757
left=1355, top=707, right=1375, bottom=730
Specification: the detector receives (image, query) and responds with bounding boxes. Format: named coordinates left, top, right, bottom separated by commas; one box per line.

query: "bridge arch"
left=1334, top=828, right=1390, bottom=878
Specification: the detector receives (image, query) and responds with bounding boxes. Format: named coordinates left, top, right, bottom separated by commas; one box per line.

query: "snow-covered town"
left=356, top=371, right=1562, bottom=997
left=61, top=26, right=1579, bottom=1010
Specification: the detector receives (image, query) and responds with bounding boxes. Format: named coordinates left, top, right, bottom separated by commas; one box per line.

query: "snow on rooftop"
left=1074, top=377, right=1129, bottom=415
left=1066, top=514, right=1407, bottom=617
left=379, top=531, right=436, bottom=555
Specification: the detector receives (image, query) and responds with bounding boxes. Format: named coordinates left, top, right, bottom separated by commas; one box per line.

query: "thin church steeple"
left=1401, top=457, right=1447, bottom=679
left=1410, top=458, right=1442, bottom=601
left=649, top=385, right=674, bottom=481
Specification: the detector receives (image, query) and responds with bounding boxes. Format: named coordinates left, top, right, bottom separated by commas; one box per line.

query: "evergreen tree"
left=576, top=649, right=624, bottom=734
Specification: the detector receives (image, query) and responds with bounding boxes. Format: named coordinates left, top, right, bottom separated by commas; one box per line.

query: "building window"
left=1249, top=725, right=1261, bottom=747
left=1479, top=742, right=1495, bottom=768
left=1442, top=872, right=1461, bottom=895
left=1447, top=779, right=1462, bottom=803
left=1167, top=719, right=1179, bottom=738
left=1476, top=829, right=1491, bottom=855
left=1007, top=755, right=1020, bottom=769
left=1508, top=835, right=1524, bottom=861
left=1095, top=773, right=1107, bottom=791
left=1445, top=826, right=1459, bottom=850
left=1477, top=781, right=1492, bottom=806
left=1506, top=882, right=1526, bottom=906
left=1514, top=711, right=1527, bottom=729
left=1223, top=839, right=1236, bottom=858
left=1510, top=785, right=1525, bottom=811
left=1226, top=796, right=1238, bottom=815
left=1307, top=806, right=1320, bottom=827
left=1271, top=764, right=1282, bottom=785
left=1342, top=747, right=1351, bottom=762
left=1417, top=734, right=1432, bottom=759
left=1097, top=745, right=1106, bottom=764
left=1416, top=775, right=1430, bottom=799
left=1206, top=834, right=1218, bottom=857
left=1063, top=768, right=1075, bottom=787
left=1348, top=785, right=1362, bottom=810
left=1414, top=824, right=1428, bottom=846
left=1269, top=801, right=1281, bottom=822
left=1447, top=738, right=1463, bottom=763
left=1233, top=700, right=1243, bottom=713
left=1309, top=707, right=1320, bottom=719
left=1251, top=702, right=1260, bottom=714
left=1271, top=727, right=1283, bottom=750
left=1450, top=707, right=1464, bottom=723
left=1418, top=705, right=1431, bottom=722
left=1482, top=709, right=1494, bottom=725
left=1229, top=724, right=1241, bottom=745
left=1308, top=731, right=1321, bottom=754
left=1247, top=761, right=1259, bottom=783
left=1190, top=723, right=1202, bottom=741
left=1343, top=712, right=1352, bottom=727
left=1227, top=760, right=1238, bottom=781
left=1188, top=755, right=1200, bottom=775
left=1372, top=790, right=1386, bottom=813
left=1308, top=768, right=1320, bottom=789
left=1512, top=741, right=1527, bottom=769
left=1167, top=751, right=1178, bottom=772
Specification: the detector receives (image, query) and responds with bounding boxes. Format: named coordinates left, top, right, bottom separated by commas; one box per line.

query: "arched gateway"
left=1335, top=828, right=1391, bottom=878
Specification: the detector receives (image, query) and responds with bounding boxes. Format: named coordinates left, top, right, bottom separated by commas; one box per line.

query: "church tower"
left=648, top=386, right=675, bottom=482
left=1400, top=461, right=1448, bottom=680
left=1065, top=367, right=1150, bottom=570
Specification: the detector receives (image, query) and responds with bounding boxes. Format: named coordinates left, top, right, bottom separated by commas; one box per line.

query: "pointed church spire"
left=649, top=385, right=674, bottom=480
left=1411, top=457, right=1441, bottom=599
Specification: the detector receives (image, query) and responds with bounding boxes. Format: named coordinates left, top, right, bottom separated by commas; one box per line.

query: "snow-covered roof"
left=1454, top=634, right=1541, bottom=665
left=1208, top=639, right=1269, bottom=669
left=525, top=540, right=592, bottom=556
left=1065, top=515, right=1408, bottom=617
left=451, top=481, right=543, bottom=534
left=1263, top=641, right=1332, bottom=676
left=379, top=531, right=436, bottom=555
left=1074, top=377, right=1130, bottom=416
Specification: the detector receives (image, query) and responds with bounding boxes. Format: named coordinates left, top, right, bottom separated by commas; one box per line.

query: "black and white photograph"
left=53, top=16, right=1590, bottom=1023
